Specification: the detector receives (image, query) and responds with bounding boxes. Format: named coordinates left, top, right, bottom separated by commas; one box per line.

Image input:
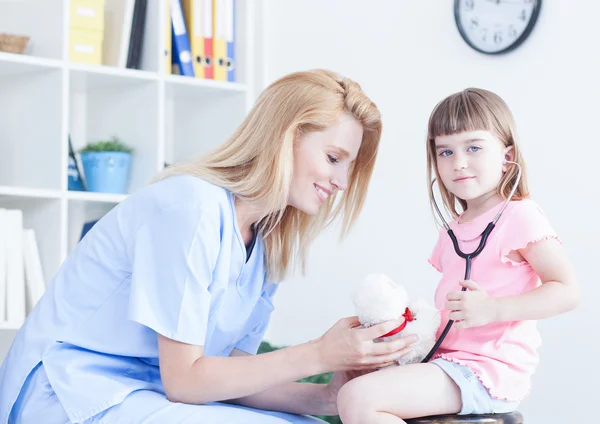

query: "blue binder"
left=227, top=0, right=235, bottom=82
left=171, top=0, right=195, bottom=77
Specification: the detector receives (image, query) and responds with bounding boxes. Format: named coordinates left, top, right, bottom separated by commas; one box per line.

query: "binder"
left=225, top=0, right=235, bottom=82
left=202, top=0, right=214, bottom=79
left=164, top=0, right=172, bottom=74
left=183, top=0, right=207, bottom=78
left=171, top=0, right=195, bottom=77
left=213, top=0, right=227, bottom=81
left=68, top=135, right=86, bottom=191
left=126, top=0, right=148, bottom=69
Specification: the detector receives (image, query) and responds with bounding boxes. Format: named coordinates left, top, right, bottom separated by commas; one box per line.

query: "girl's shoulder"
left=503, top=198, right=550, bottom=224
left=497, top=197, right=559, bottom=252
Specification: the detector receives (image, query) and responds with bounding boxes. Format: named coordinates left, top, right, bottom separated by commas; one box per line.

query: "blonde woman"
left=0, top=70, right=417, bottom=423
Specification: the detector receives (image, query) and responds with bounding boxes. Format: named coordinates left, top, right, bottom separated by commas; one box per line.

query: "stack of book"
left=0, top=209, right=45, bottom=325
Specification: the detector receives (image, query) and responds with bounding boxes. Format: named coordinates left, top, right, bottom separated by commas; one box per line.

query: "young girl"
left=337, top=88, right=581, bottom=423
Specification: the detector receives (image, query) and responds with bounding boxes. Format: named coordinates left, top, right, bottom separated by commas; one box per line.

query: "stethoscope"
left=420, top=160, right=522, bottom=363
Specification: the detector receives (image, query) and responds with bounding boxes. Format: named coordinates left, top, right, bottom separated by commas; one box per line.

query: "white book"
left=5, top=209, right=25, bottom=323
left=103, top=0, right=136, bottom=67
left=0, top=209, right=7, bottom=322
left=23, top=229, right=45, bottom=314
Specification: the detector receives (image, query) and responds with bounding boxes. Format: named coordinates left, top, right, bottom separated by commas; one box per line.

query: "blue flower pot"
left=80, top=151, right=132, bottom=194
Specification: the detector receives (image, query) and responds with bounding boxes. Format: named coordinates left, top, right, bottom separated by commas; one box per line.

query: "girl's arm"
left=158, top=316, right=417, bottom=413
left=446, top=239, right=580, bottom=327
left=494, top=237, right=580, bottom=321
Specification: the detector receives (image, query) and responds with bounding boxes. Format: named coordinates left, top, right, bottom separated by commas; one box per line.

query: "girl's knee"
left=337, top=379, right=375, bottom=423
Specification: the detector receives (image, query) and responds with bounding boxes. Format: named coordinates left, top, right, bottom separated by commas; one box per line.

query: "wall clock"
left=454, top=0, right=542, bottom=55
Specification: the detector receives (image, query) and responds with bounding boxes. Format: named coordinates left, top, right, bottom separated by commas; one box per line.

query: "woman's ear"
left=502, top=146, right=514, bottom=172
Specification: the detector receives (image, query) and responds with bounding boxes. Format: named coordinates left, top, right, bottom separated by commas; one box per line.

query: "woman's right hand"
left=314, top=316, right=418, bottom=373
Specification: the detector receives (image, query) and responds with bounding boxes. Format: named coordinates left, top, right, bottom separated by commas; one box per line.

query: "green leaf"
left=79, top=135, right=133, bottom=153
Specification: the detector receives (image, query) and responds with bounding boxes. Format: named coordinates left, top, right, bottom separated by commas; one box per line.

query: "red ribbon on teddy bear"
left=380, top=307, right=415, bottom=338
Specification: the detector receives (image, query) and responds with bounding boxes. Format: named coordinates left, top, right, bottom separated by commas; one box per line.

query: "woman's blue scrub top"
left=0, top=175, right=278, bottom=423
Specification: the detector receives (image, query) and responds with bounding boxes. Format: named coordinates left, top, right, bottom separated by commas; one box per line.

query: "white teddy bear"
left=351, top=273, right=441, bottom=366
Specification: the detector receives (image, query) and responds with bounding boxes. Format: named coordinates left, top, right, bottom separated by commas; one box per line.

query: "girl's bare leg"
left=337, top=363, right=462, bottom=424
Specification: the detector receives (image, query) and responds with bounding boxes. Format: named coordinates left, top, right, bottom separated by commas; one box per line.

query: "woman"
left=0, top=69, right=416, bottom=423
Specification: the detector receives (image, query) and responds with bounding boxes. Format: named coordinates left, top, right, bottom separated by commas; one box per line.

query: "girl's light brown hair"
left=426, top=87, right=529, bottom=221
left=155, top=69, right=382, bottom=281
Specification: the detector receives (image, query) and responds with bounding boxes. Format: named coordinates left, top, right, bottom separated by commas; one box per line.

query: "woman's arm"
left=225, top=348, right=337, bottom=416
left=225, top=350, right=374, bottom=416
left=158, top=316, right=417, bottom=409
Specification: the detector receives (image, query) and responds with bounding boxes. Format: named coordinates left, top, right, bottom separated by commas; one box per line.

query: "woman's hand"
left=314, top=316, right=418, bottom=374
left=445, top=280, right=498, bottom=329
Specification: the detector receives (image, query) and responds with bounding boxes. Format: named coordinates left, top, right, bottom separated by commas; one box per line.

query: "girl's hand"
left=315, top=316, right=417, bottom=373
left=445, top=280, right=499, bottom=329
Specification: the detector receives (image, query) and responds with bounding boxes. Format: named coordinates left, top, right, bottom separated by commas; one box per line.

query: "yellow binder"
left=213, top=0, right=227, bottom=81
left=182, top=0, right=205, bottom=78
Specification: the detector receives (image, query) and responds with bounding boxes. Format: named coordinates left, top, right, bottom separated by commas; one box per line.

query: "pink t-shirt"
left=428, top=198, right=559, bottom=402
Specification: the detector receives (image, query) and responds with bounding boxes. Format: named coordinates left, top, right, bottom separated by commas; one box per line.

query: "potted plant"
left=79, top=136, right=133, bottom=194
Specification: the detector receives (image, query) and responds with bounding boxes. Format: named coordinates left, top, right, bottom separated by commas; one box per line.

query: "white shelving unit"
left=0, top=0, right=262, bottom=362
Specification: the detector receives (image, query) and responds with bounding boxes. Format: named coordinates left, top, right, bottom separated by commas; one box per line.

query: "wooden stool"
left=406, top=411, right=523, bottom=423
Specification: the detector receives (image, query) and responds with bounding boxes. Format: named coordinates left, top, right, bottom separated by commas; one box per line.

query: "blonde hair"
left=426, top=87, right=529, bottom=221
left=155, top=69, right=382, bottom=281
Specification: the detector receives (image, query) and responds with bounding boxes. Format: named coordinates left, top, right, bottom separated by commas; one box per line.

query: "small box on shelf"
left=70, top=0, right=106, bottom=32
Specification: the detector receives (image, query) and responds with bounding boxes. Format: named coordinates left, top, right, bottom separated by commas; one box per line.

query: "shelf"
left=0, top=186, right=62, bottom=200
left=0, top=0, right=257, bottom=358
left=165, top=74, right=248, bottom=99
left=0, top=322, right=21, bottom=331
left=0, top=52, right=63, bottom=76
left=66, top=191, right=127, bottom=204
left=70, top=63, right=159, bottom=92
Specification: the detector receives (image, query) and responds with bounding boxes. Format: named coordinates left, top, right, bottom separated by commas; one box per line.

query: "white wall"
left=260, top=1, right=599, bottom=422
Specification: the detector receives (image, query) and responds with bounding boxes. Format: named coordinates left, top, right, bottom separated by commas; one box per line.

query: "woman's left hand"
left=445, top=280, right=499, bottom=329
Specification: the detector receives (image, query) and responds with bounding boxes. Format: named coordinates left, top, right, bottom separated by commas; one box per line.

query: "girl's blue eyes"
left=438, top=146, right=481, bottom=157
left=327, top=154, right=339, bottom=164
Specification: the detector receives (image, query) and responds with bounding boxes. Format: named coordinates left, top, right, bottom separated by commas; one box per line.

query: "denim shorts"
left=430, top=358, right=520, bottom=415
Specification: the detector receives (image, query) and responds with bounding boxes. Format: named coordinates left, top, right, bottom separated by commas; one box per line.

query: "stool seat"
left=405, top=411, right=523, bottom=424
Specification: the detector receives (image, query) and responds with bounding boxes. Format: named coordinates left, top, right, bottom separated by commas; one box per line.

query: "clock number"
left=494, top=31, right=503, bottom=44
left=481, top=28, right=487, bottom=42
left=508, top=25, right=517, bottom=37
left=470, top=17, right=479, bottom=30
left=464, top=0, right=474, bottom=11
left=519, top=9, right=528, bottom=21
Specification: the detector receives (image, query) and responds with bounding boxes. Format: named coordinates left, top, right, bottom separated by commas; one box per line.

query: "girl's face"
left=434, top=130, right=512, bottom=205
left=288, top=116, right=363, bottom=215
